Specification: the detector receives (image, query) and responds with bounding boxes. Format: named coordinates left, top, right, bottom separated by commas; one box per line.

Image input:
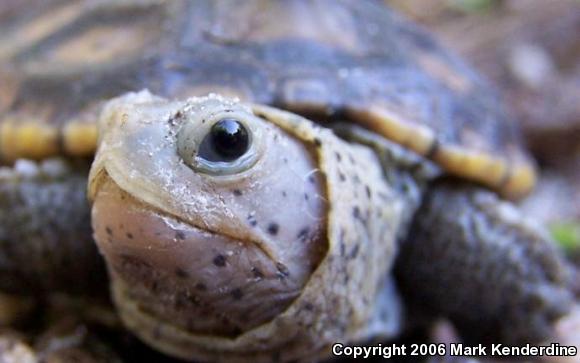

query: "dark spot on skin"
left=303, top=302, right=314, bottom=311
left=247, top=214, right=257, bottom=227
left=313, top=138, right=322, bottom=147
left=106, top=227, right=113, bottom=236
left=365, top=185, right=372, bottom=198
left=173, top=110, right=183, bottom=120
left=175, top=231, right=186, bottom=240
left=340, top=242, right=346, bottom=256
left=349, top=244, right=360, bottom=259
left=339, top=172, right=346, bottom=182
left=175, top=268, right=188, bottom=279
left=126, top=232, right=133, bottom=239
left=353, top=206, right=360, bottom=219
left=231, top=288, right=244, bottom=300
left=195, top=282, right=207, bottom=291
left=335, top=152, right=342, bottom=162
left=339, top=229, right=346, bottom=253
left=267, top=223, right=279, bottom=236
left=233, top=189, right=242, bottom=196
left=426, top=138, right=440, bottom=158
left=213, top=254, right=227, bottom=267
left=304, top=193, right=309, bottom=201
left=401, top=183, right=411, bottom=193
left=282, top=191, right=287, bottom=197
left=297, top=228, right=309, bottom=242
left=276, top=262, right=290, bottom=279
left=283, top=157, right=288, bottom=164
left=352, top=174, right=361, bottom=184
left=251, top=267, right=264, bottom=279
left=308, top=175, right=315, bottom=184
left=349, top=154, right=356, bottom=164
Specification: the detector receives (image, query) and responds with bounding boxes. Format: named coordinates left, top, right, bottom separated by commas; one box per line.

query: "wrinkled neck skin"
left=88, top=91, right=409, bottom=362
left=333, top=123, right=442, bottom=239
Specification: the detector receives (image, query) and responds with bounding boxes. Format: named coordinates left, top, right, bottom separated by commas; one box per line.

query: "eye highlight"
left=198, top=119, right=250, bottom=162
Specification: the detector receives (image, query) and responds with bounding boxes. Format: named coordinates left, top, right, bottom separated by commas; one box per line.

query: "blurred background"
left=386, top=1, right=580, bottom=362
left=388, top=0, right=580, bottom=266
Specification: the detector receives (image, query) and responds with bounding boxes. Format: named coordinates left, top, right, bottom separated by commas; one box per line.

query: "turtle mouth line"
left=91, top=171, right=277, bottom=261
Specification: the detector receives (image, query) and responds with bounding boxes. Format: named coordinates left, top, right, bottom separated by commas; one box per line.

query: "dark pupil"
left=199, top=118, right=250, bottom=162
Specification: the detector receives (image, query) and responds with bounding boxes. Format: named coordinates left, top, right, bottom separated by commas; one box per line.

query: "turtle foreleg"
left=395, top=179, right=575, bottom=345
left=0, top=158, right=106, bottom=296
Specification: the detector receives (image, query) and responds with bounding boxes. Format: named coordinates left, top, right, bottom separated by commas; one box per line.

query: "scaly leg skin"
left=0, top=158, right=106, bottom=297
left=395, top=180, right=575, bottom=345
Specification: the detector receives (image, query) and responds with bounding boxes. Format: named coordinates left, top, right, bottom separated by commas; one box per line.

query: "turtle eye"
left=177, top=109, right=263, bottom=176
left=198, top=119, right=250, bottom=162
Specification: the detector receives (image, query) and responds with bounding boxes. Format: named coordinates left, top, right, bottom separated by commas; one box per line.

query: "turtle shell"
left=0, top=0, right=535, bottom=198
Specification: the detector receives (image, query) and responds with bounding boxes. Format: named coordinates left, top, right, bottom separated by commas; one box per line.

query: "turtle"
left=0, top=0, right=576, bottom=362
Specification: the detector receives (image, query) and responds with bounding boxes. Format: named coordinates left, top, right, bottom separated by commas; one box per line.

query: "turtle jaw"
left=91, top=174, right=321, bottom=340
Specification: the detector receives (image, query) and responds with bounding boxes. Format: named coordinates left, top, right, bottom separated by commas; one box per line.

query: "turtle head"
left=88, top=91, right=327, bottom=346
left=88, top=91, right=401, bottom=361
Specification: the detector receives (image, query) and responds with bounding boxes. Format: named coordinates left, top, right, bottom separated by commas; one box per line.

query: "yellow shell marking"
left=348, top=106, right=536, bottom=199
left=62, top=122, right=98, bottom=157
left=347, top=106, right=436, bottom=155
left=0, top=121, right=59, bottom=161
left=0, top=120, right=98, bottom=162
